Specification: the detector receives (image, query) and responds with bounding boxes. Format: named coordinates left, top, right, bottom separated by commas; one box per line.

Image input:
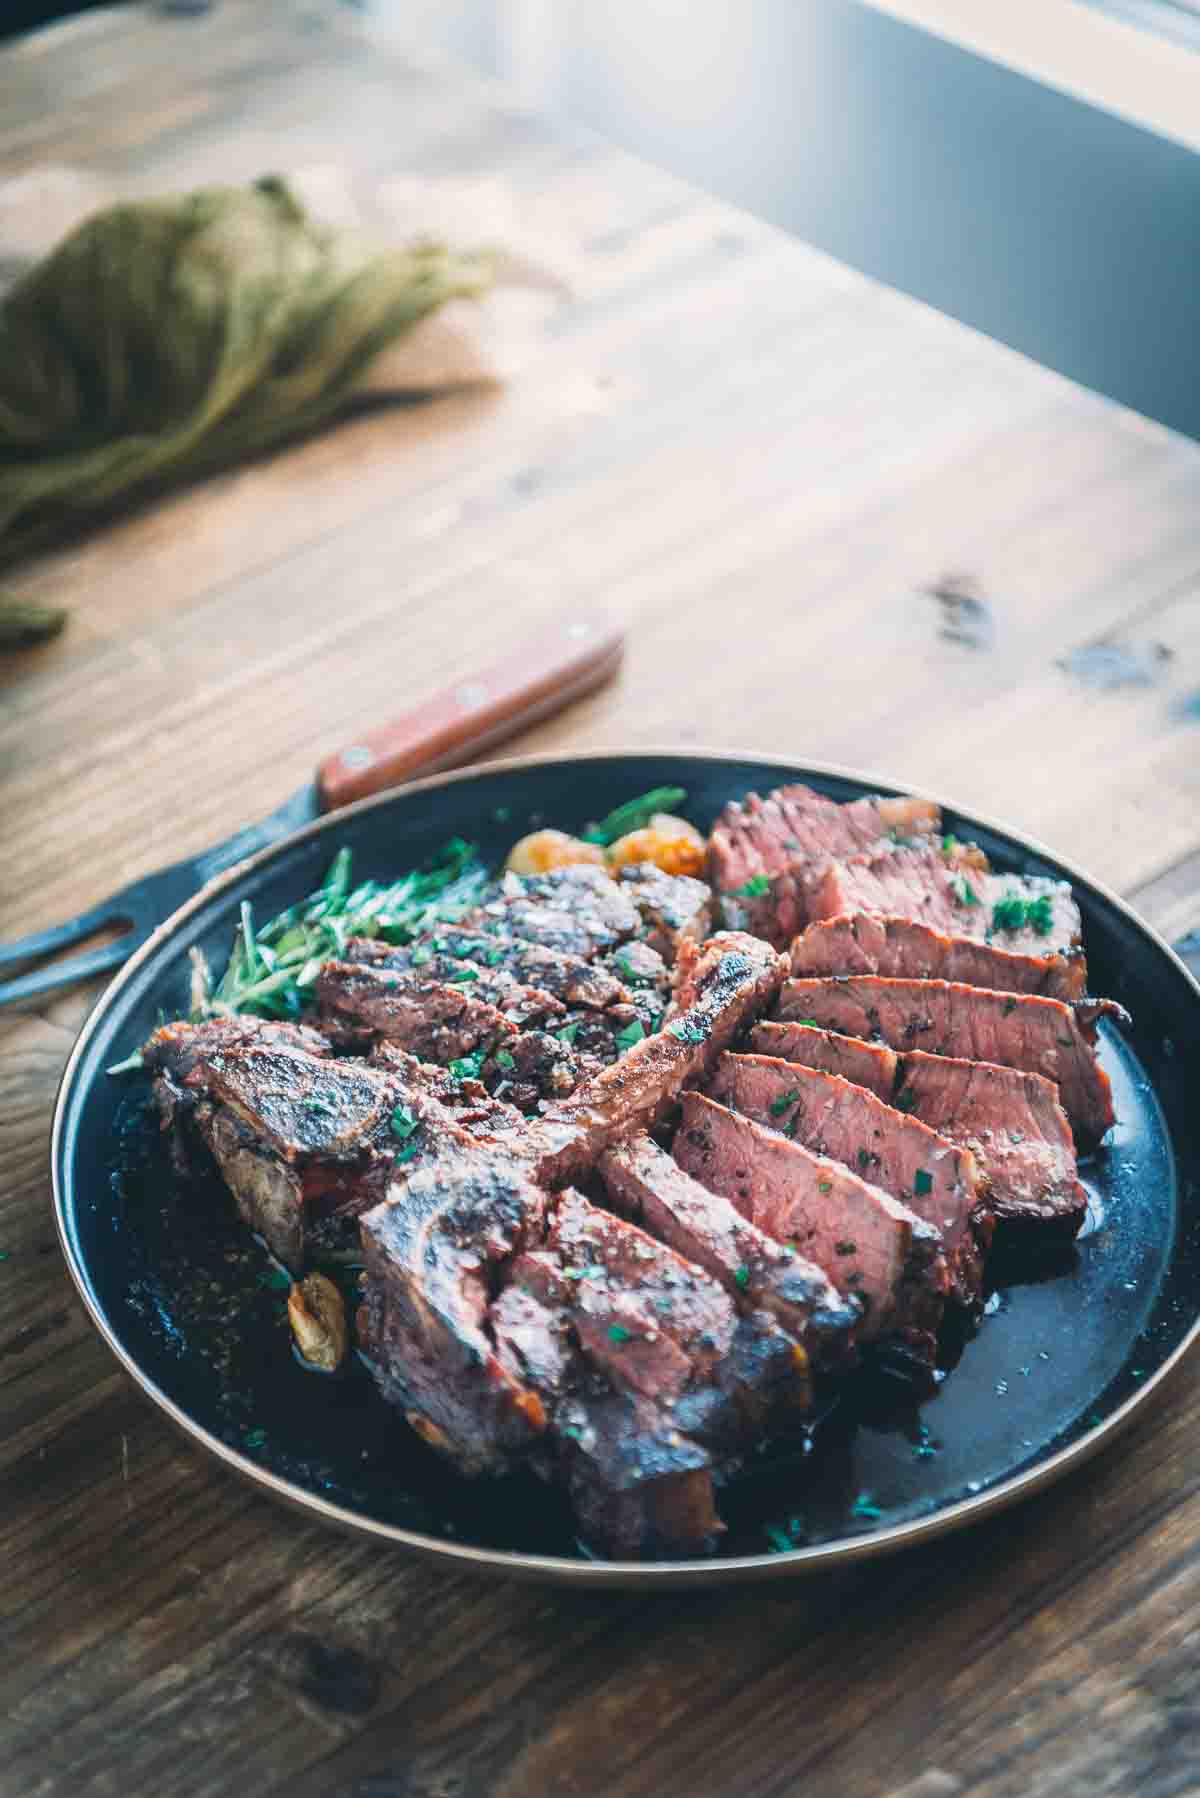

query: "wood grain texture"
left=2, top=4, right=1200, bottom=1796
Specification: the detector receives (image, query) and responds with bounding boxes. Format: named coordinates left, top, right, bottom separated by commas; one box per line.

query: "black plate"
left=52, top=753, right=1200, bottom=1587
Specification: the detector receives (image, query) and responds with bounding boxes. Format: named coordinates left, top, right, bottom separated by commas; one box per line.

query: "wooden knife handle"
left=316, top=614, right=624, bottom=812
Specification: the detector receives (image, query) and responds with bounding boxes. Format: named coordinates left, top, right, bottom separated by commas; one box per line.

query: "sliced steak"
left=423, top=922, right=628, bottom=1010
left=706, top=1053, right=988, bottom=1309
left=341, top=936, right=564, bottom=1027
left=790, top=914, right=1087, bottom=1002
left=315, top=959, right=517, bottom=1063
left=598, top=1135, right=859, bottom=1365
left=896, top=1050, right=1087, bottom=1236
left=526, top=932, right=789, bottom=1186
left=614, top=862, right=713, bottom=961
left=709, top=783, right=941, bottom=943
left=357, top=1156, right=549, bottom=1476
left=746, top=1020, right=898, bottom=1101
left=143, top=1015, right=333, bottom=1167
left=778, top=976, right=1120, bottom=1143
left=803, top=842, right=990, bottom=937
left=674, top=1092, right=943, bottom=1354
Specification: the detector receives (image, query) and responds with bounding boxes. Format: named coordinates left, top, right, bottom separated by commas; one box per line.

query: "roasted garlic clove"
left=287, top=1272, right=348, bottom=1372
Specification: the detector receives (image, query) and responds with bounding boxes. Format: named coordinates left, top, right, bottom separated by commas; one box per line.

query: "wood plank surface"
left=2, top=5, right=1199, bottom=1796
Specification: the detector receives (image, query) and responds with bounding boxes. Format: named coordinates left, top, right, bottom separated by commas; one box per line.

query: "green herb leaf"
left=394, top=1142, right=421, bottom=1166
left=818, top=1180, right=833, bottom=1194
left=106, top=1049, right=145, bottom=1076
left=893, top=1089, right=917, bottom=1113
left=556, top=1022, right=580, bottom=1045
left=444, top=966, right=479, bottom=983
left=765, top=1523, right=794, bottom=1554
left=793, top=1017, right=820, bottom=1028
left=734, top=1265, right=750, bottom=1288
left=991, top=892, right=1055, bottom=937
left=608, top=1323, right=633, bottom=1344
left=494, top=1049, right=516, bottom=1069
left=565, top=1264, right=604, bottom=1281
left=256, top=1266, right=292, bottom=1292
left=615, top=1019, right=645, bottom=1052
left=243, top=1427, right=267, bottom=1450
left=835, top=1240, right=857, bottom=1257
left=914, top=1168, right=933, bottom=1197
left=769, top=1088, right=800, bottom=1117
left=851, top=1492, right=882, bottom=1521
left=448, top=1052, right=484, bottom=1083
left=727, top=873, right=771, bottom=899
left=941, top=834, right=958, bottom=854
left=389, top=1105, right=418, bottom=1141
left=666, top=1017, right=706, bottom=1044
left=581, top=787, right=688, bottom=846
left=951, top=873, right=980, bottom=907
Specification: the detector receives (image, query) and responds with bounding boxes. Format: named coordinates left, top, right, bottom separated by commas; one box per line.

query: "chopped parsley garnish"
left=914, top=1168, right=933, bottom=1197
left=608, top=1324, right=633, bottom=1344
left=793, top=1017, right=820, bottom=1028
left=857, top=1148, right=870, bottom=1170
left=444, top=966, right=478, bottom=983
left=394, top=1142, right=420, bottom=1166
left=765, top=1523, right=794, bottom=1554
left=770, top=1088, right=800, bottom=1117
left=410, top=944, right=433, bottom=966
left=666, top=1017, right=706, bottom=1044
left=835, top=1241, right=857, bottom=1257
left=951, top=873, right=980, bottom=907
left=256, top=1266, right=292, bottom=1292
left=615, top=1019, right=646, bottom=1052
left=582, top=786, right=688, bottom=846
left=243, top=1427, right=267, bottom=1450
left=565, top=1264, right=604, bottom=1281
left=941, top=834, right=958, bottom=855
left=991, top=892, right=1055, bottom=937
left=1003, top=997, right=1019, bottom=1016
left=389, top=1105, right=418, bottom=1141
left=556, top=1022, right=580, bottom=1045
left=727, top=874, right=771, bottom=899
left=734, top=1265, right=750, bottom=1288
left=447, top=1052, right=484, bottom=1083
left=494, top=1049, right=516, bottom=1069
left=561, top=1424, right=583, bottom=1442
left=817, top=1179, right=833, bottom=1194
left=850, top=1492, right=882, bottom=1521
left=893, top=1089, right=917, bottom=1113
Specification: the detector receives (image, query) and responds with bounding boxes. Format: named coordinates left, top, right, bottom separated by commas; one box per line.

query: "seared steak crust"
left=614, top=862, right=713, bottom=961
left=421, top=922, right=629, bottom=1010
left=316, top=960, right=517, bottom=1062
left=777, top=976, right=1118, bottom=1143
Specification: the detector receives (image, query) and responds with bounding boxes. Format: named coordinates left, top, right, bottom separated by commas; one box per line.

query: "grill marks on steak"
left=706, top=1053, right=988, bottom=1310
left=598, top=1136, right=860, bottom=1364
left=422, top=923, right=628, bottom=1010
left=778, top=976, right=1118, bottom=1143
left=341, top=936, right=564, bottom=1028
left=316, top=959, right=519, bottom=1062
left=708, top=783, right=941, bottom=943
left=896, top=1051, right=1088, bottom=1235
left=674, top=1092, right=943, bottom=1354
left=614, top=863, right=713, bottom=961
left=791, top=914, right=1087, bottom=1002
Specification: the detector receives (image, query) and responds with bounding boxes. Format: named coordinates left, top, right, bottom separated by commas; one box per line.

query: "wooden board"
left=2, top=4, right=1200, bottom=1794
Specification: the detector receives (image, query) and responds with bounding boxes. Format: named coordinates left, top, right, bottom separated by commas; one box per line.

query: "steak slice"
left=674, top=1092, right=943, bottom=1354
left=803, top=842, right=991, bottom=937
left=614, top=863, right=713, bottom=961
left=709, top=783, right=941, bottom=943
left=315, top=959, right=518, bottom=1063
left=896, top=1050, right=1087, bottom=1236
left=142, top=1016, right=333, bottom=1165
left=526, top=932, right=789, bottom=1186
left=357, top=1156, right=549, bottom=1477
left=706, top=1053, right=988, bottom=1309
left=598, top=1135, right=859, bottom=1365
left=341, top=936, right=564, bottom=1027
left=558, top=1391, right=723, bottom=1557
left=746, top=1020, right=898, bottom=1100
left=777, top=976, right=1120, bottom=1143
left=790, top=914, right=1087, bottom=1002
left=422, top=923, right=628, bottom=1010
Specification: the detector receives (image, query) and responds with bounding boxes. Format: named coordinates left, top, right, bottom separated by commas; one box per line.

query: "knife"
left=0, top=614, right=624, bottom=1007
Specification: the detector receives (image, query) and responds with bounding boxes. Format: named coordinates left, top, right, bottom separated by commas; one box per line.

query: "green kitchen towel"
left=0, top=174, right=493, bottom=577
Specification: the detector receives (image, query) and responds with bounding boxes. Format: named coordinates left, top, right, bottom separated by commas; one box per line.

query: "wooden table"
left=3, top=5, right=1199, bottom=1793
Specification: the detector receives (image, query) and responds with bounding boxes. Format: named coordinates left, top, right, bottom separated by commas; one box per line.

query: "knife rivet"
left=456, top=683, right=488, bottom=708
left=341, top=746, right=374, bottom=770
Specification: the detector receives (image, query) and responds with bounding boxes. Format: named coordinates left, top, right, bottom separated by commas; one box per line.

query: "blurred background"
left=7, top=0, right=1200, bottom=440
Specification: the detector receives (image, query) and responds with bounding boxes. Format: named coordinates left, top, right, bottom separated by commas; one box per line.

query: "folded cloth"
left=0, top=174, right=494, bottom=568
